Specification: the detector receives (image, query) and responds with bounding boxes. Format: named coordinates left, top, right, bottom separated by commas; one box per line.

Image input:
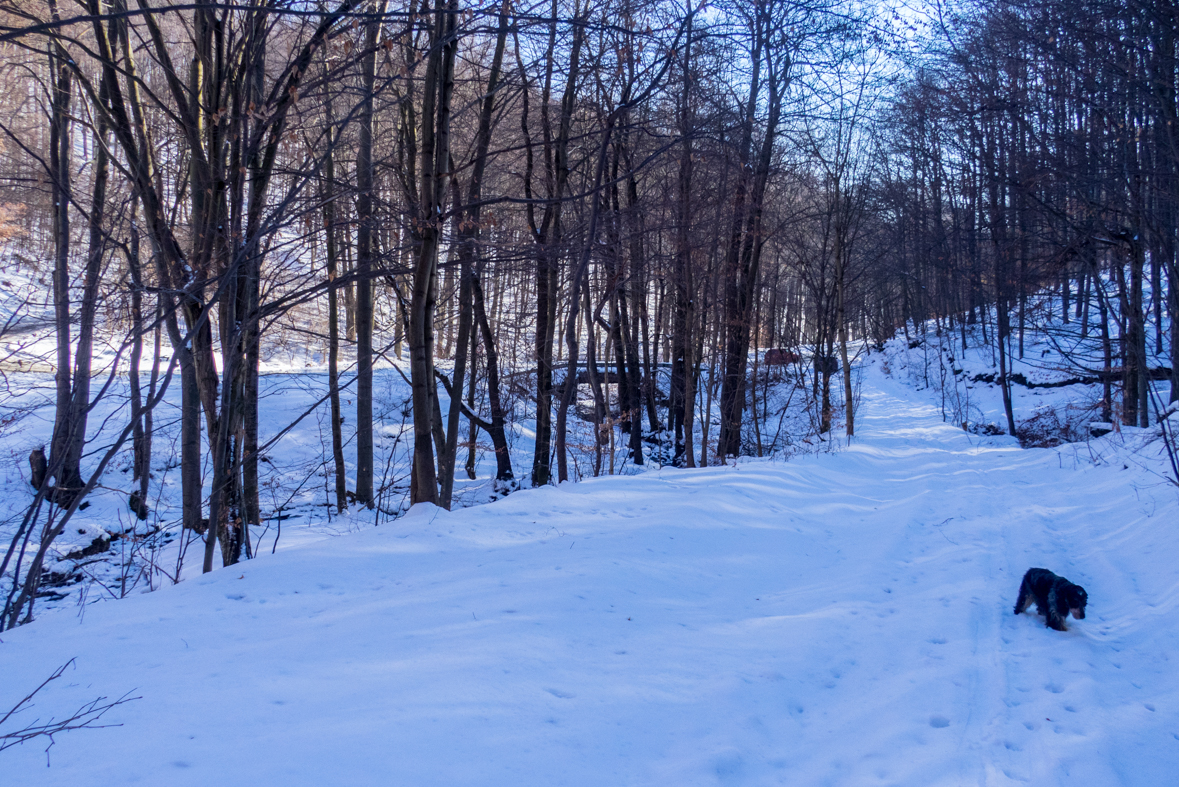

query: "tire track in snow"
left=864, top=368, right=1177, bottom=786
left=851, top=375, right=1128, bottom=785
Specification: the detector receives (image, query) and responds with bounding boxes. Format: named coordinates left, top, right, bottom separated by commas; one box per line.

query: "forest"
left=0, top=0, right=1175, bottom=633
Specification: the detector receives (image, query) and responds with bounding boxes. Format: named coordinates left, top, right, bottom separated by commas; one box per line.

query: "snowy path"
left=2, top=369, right=1177, bottom=785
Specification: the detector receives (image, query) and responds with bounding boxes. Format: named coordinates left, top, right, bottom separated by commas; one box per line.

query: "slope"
left=0, top=365, right=1176, bottom=786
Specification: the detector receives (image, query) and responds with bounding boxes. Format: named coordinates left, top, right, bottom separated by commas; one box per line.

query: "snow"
left=2, top=364, right=1177, bottom=785
left=877, top=286, right=1174, bottom=448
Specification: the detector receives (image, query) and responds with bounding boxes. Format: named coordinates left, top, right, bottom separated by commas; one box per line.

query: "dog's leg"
left=1032, top=587, right=1048, bottom=618
left=1044, top=587, right=1068, bottom=631
left=1014, top=575, right=1033, bottom=615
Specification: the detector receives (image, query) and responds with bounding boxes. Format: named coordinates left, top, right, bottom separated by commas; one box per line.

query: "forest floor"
left=2, top=358, right=1177, bottom=785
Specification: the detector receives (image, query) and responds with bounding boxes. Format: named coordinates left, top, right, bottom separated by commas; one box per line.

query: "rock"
left=1089, top=422, right=1113, bottom=438
left=65, top=534, right=112, bottom=560
left=129, top=491, right=149, bottom=521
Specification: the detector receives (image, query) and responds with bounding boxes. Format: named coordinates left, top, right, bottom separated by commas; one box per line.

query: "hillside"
left=1, top=363, right=1176, bottom=785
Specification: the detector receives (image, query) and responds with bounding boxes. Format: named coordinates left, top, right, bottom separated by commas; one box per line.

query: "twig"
left=0, top=659, right=140, bottom=762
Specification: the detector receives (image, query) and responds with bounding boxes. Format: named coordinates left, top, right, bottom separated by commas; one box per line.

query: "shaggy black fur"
left=1013, top=568, right=1088, bottom=631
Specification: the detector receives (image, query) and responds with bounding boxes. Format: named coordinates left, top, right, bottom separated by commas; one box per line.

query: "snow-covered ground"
left=0, top=329, right=828, bottom=613
left=2, top=363, right=1176, bottom=785
left=878, top=288, right=1174, bottom=448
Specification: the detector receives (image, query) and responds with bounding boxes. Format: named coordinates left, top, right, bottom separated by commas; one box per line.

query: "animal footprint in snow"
left=544, top=688, right=575, bottom=699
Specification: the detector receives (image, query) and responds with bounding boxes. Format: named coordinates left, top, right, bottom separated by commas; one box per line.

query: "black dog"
left=1014, top=568, right=1087, bottom=631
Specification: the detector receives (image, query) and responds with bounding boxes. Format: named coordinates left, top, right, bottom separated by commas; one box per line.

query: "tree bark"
left=409, top=0, right=458, bottom=505
left=439, top=0, right=510, bottom=505
left=354, top=0, right=385, bottom=508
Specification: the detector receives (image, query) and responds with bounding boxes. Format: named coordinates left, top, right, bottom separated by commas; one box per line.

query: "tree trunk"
left=322, top=111, right=348, bottom=512
left=354, top=0, right=384, bottom=508
left=472, top=276, right=514, bottom=485
left=48, top=22, right=80, bottom=495
left=439, top=0, right=510, bottom=505
left=409, top=0, right=458, bottom=505
left=524, top=2, right=583, bottom=487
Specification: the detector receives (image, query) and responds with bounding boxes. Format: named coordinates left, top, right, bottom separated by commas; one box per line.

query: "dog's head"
left=1066, top=583, right=1087, bottom=619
